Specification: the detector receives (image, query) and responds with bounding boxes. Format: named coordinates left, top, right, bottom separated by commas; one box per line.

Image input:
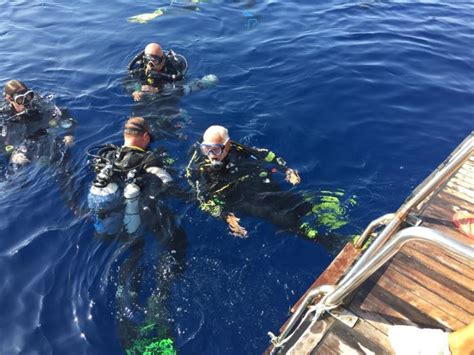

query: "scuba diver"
left=87, top=117, right=186, bottom=354
left=185, top=125, right=311, bottom=238
left=128, top=42, right=218, bottom=102
left=186, top=125, right=356, bottom=245
left=127, top=42, right=218, bottom=147
left=0, top=80, right=75, bottom=172
left=87, top=116, right=174, bottom=237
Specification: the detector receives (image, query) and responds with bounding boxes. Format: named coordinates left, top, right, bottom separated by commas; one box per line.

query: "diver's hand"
left=141, top=85, right=158, bottom=93
left=226, top=213, right=248, bottom=238
left=132, top=90, right=143, bottom=102
left=11, top=152, right=29, bottom=165
left=285, top=168, right=301, bottom=185
left=63, top=135, right=74, bottom=147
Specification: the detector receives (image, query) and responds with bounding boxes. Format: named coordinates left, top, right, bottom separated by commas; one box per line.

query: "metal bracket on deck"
left=406, top=213, right=423, bottom=227
left=327, top=307, right=358, bottom=328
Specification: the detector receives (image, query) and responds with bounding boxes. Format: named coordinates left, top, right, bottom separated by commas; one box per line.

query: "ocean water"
left=0, top=0, right=472, bottom=354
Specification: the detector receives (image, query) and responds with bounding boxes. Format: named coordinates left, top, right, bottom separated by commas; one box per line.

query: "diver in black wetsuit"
left=87, top=117, right=186, bottom=353
left=127, top=42, right=218, bottom=142
left=128, top=42, right=188, bottom=102
left=184, top=125, right=324, bottom=239
left=0, top=80, right=75, bottom=173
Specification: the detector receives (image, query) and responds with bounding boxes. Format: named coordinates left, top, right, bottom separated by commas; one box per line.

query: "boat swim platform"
left=266, top=132, right=474, bottom=354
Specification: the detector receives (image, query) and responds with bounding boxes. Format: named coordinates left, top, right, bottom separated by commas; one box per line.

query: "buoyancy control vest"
left=128, top=49, right=188, bottom=85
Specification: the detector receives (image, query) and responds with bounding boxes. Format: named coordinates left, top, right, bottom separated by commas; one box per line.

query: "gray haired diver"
left=186, top=125, right=305, bottom=238
left=128, top=42, right=218, bottom=102
left=0, top=80, right=75, bottom=171
left=186, top=125, right=356, bottom=245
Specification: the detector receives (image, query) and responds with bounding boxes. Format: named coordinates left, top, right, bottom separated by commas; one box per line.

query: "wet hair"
left=124, top=117, right=152, bottom=137
left=4, top=80, right=28, bottom=97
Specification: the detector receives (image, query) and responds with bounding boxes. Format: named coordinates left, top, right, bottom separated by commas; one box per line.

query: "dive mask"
left=13, top=90, right=34, bottom=106
left=200, top=138, right=229, bottom=157
left=144, top=54, right=165, bottom=68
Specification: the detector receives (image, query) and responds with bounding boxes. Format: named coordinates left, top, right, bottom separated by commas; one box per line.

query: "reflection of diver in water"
left=186, top=125, right=355, bottom=246
left=87, top=117, right=186, bottom=353
left=0, top=80, right=75, bottom=175
left=127, top=42, right=218, bottom=140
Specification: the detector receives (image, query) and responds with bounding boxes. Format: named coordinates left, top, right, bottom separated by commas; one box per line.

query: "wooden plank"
left=406, top=240, right=474, bottom=277
left=347, top=261, right=463, bottom=330
left=459, top=168, right=474, bottom=178
left=383, top=260, right=473, bottom=324
left=422, top=221, right=474, bottom=246
left=446, top=181, right=474, bottom=201
left=394, top=252, right=474, bottom=312
left=451, top=173, right=474, bottom=188
left=403, top=243, right=474, bottom=286
left=314, top=320, right=391, bottom=355
left=374, top=264, right=469, bottom=328
left=352, top=317, right=396, bottom=352
left=349, top=270, right=420, bottom=328
left=285, top=316, right=335, bottom=355
left=454, top=169, right=474, bottom=186
left=457, top=161, right=474, bottom=171
left=443, top=186, right=474, bottom=206
left=435, top=190, right=473, bottom=213
left=448, top=177, right=474, bottom=195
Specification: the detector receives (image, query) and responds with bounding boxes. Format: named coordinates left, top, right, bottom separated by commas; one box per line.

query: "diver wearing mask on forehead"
left=186, top=125, right=307, bottom=238
left=0, top=80, right=75, bottom=169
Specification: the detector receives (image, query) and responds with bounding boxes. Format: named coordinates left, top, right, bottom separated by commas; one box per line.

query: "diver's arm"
left=189, top=155, right=248, bottom=238
left=166, top=50, right=187, bottom=81
left=55, top=107, right=76, bottom=147
left=128, top=50, right=145, bottom=72
left=236, top=142, right=301, bottom=185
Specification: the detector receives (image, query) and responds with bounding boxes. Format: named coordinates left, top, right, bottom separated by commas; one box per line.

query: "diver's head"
left=123, top=116, right=154, bottom=149
left=144, top=43, right=165, bottom=72
left=200, top=125, right=231, bottom=168
left=4, top=80, right=35, bottom=113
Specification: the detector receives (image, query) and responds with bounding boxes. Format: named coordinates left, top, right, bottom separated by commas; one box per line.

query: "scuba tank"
left=123, top=170, right=141, bottom=234
left=87, top=163, right=123, bottom=236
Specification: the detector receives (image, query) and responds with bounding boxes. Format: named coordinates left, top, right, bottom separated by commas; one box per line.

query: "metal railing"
left=323, top=227, right=473, bottom=308
left=267, top=285, right=335, bottom=349
left=269, top=227, right=474, bottom=351
left=267, top=134, right=474, bottom=352
left=345, top=133, right=473, bottom=282
left=354, top=213, right=395, bottom=248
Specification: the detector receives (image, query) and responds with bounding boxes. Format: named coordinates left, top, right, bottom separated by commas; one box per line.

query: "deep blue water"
left=0, top=0, right=473, bottom=354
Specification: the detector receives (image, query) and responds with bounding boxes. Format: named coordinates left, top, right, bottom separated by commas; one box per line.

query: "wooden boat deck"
left=268, top=133, right=473, bottom=354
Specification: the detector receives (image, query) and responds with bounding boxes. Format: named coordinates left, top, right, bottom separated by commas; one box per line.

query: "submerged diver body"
left=185, top=125, right=326, bottom=239
left=87, top=117, right=186, bottom=353
left=0, top=80, right=75, bottom=173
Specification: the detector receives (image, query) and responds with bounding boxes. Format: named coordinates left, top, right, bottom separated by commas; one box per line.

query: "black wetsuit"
left=0, top=96, right=75, bottom=172
left=127, top=50, right=189, bottom=142
left=128, top=50, right=187, bottom=89
left=91, top=145, right=187, bottom=350
left=186, top=141, right=313, bottom=235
